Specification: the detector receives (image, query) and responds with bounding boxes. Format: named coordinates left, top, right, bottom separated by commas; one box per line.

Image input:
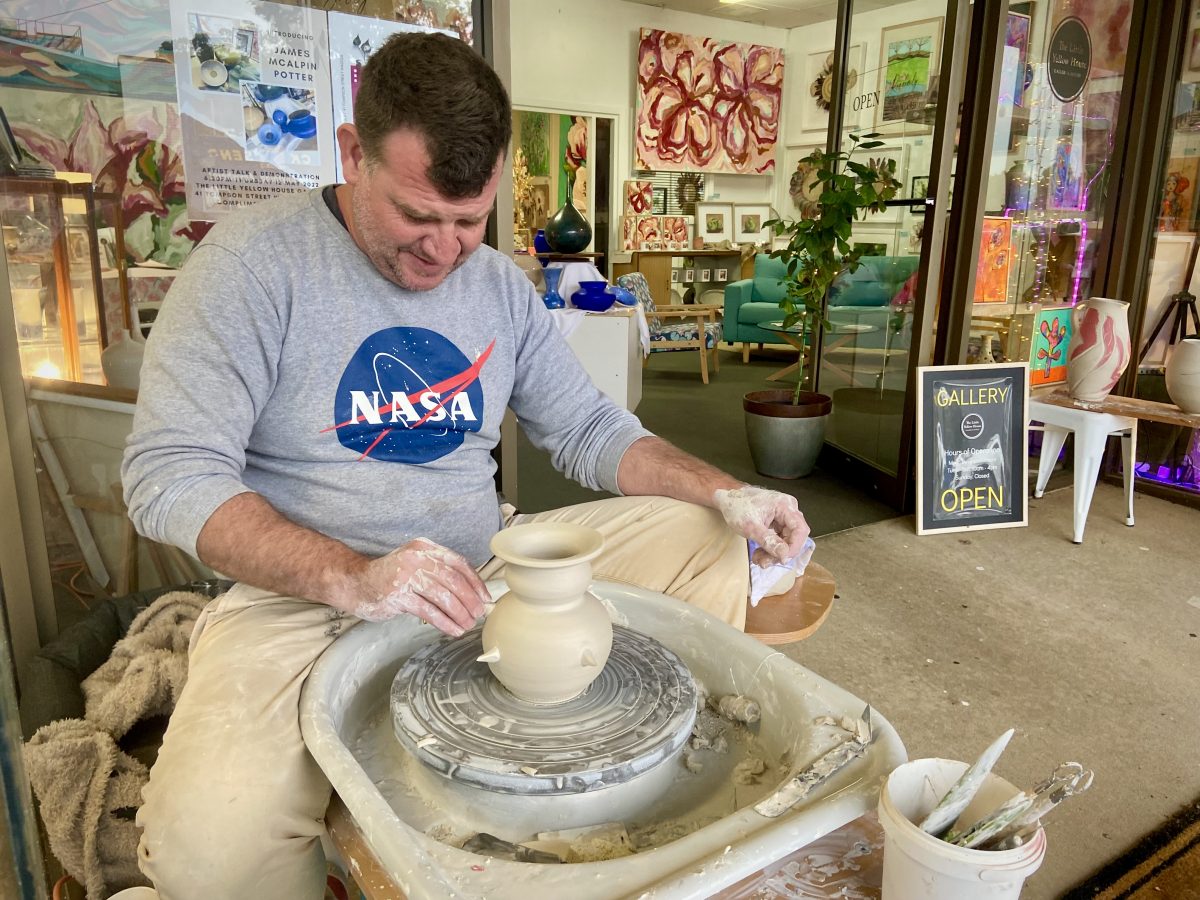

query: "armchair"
left=617, top=272, right=723, bottom=384
left=722, top=254, right=790, bottom=361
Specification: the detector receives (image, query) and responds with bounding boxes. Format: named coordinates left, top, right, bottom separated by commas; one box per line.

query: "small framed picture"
left=715, top=267, right=729, bottom=281
left=683, top=268, right=696, bottom=283
left=66, top=226, right=91, bottom=265
left=670, top=269, right=680, bottom=283
left=696, top=202, right=733, bottom=244
left=733, top=204, right=772, bottom=243
left=699, top=268, right=712, bottom=282
left=911, top=175, right=930, bottom=200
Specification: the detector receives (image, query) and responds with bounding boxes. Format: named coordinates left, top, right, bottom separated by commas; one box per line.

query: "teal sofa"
left=724, top=254, right=921, bottom=359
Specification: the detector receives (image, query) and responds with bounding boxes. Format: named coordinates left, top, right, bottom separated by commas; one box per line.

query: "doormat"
left=1061, top=798, right=1200, bottom=899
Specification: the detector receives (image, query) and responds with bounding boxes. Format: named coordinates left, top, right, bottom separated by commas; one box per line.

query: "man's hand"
left=713, top=486, right=810, bottom=566
left=337, top=538, right=490, bottom=635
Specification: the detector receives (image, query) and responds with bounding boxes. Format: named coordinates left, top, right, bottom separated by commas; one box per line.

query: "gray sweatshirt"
left=121, top=189, right=649, bottom=566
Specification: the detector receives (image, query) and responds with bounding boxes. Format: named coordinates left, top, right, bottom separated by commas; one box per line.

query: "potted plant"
left=744, top=132, right=903, bottom=478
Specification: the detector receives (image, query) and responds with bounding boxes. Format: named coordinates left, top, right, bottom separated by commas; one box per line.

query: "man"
left=122, top=32, right=808, bottom=899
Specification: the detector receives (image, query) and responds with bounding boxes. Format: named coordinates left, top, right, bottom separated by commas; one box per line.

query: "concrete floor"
left=790, top=481, right=1200, bottom=897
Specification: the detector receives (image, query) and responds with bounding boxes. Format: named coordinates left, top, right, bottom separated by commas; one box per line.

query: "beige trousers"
left=136, top=496, right=748, bottom=899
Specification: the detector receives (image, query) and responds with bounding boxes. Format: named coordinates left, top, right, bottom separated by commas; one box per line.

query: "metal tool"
left=918, top=728, right=1014, bottom=837
left=462, top=832, right=562, bottom=864
left=754, top=706, right=874, bottom=819
left=948, top=761, right=1094, bottom=849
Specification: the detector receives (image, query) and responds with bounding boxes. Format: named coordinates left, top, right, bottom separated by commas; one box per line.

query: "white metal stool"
left=1028, top=399, right=1137, bottom=544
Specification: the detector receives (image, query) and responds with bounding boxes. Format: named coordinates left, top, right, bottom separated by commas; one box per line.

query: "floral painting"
left=624, top=180, right=653, bottom=215
left=636, top=28, right=784, bottom=175
left=622, top=215, right=662, bottom=251
left=974, top=216, right=1013, bottom=303
left=660, top=215, right=690, bottom=249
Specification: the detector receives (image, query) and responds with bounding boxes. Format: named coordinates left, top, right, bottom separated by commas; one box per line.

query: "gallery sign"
left=916, top=363, right=1029, bottom=535
left=1046, top=16, right=1091, bottom=103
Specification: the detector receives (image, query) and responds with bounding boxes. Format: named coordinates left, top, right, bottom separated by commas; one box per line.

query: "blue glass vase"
left=542, top=267, right=566, bottom=309
left=532, top=229, right=552, bottom=266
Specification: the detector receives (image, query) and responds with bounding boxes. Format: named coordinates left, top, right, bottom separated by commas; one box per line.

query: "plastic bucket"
left=878, top=758, right=1046, bottom=900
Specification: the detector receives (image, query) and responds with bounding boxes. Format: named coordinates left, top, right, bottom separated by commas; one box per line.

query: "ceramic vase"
left=100, top=328, right=146, bottom=391
left=1067, top=297, right=1131, bottom=403
left=478, top=522, right=611, bottom=705
left=571, top=280, right=615, bottom=312
left=1165, top=337, right=1200, bottom=413
left=544, top=197, right=592, bottom=254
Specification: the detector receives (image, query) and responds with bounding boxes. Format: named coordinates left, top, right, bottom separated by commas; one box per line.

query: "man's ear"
left=337, top=123, right=366, bottom=183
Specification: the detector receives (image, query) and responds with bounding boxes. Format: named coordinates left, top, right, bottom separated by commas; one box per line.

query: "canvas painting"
left=1005, top=13, right=1031, bottom=108
left=636, top=28, right=784, bottom=174
left=622, top=215, right=663, bottom=251
left=851, top=225, right=895, bottom=258
left=876, top=18, right=943, bottom=127
left=974, top=216, right=1013, bottom=303
left=799, top=44, right=863, bottom=134
left=661, top=215, right=692, bottom=250
left=1030, top=307, right=1071, bottom=385
left=1159, top=156, right=1200, bottom=232
left=623, top=180, right=653, bottom=216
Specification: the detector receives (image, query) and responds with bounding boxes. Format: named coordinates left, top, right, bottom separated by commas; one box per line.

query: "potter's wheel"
left=391, top=625, right=696, bottom=795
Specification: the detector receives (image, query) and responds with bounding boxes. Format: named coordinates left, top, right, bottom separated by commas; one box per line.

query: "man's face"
left=338, top=125, right=502, bottom=291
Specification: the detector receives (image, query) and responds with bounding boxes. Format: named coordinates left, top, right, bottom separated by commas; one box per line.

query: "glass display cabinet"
left=1, top=176, right=116, bottom=385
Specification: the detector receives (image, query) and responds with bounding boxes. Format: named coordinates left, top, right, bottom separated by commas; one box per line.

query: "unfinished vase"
left=1165, top=337, right=1200, bottom=413
left=479, top=522, right=611, bottom=704
left=1067, top=297, right=1131, bottom=403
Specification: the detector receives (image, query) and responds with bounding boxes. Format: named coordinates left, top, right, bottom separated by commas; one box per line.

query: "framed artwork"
left=734, top=204, right=772, bottom=243
left=974, top=216, right=1013, bottom=303
left=696, top=203, right=733, bottom=243
left=876, top=18, right=944, bottom=128
left=652, top=187, right=668, bottom=215
left=683, top=268, right=696, bottom=283
left=851, top=225, right=896, bottom=258
left=66, top=227, right=90, bottom=265
left=799, top=44, right=864, bottom=135
left=699, top=268, right=712, bottom=282
left=636, top=28, right=784, bottom=174
left=623, top=180, right=652, bottom=216
left=715, top=268, right=729, bottom=281
left=911, top=175, right=930, bottom=200
left=1030, top=306, right=1071, bottom=385
left=785, top=145, right=824, bottom=219
left=1005, top=13, right=1031, bottom=108
left=670, top=268, right=680, bottom=283
left=1159, top=156, right=1200, bottom=231
left=860, top=144, right=910, bottom=222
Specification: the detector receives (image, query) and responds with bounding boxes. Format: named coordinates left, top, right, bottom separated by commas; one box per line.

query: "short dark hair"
left=354, top=32, right=512, bottom=198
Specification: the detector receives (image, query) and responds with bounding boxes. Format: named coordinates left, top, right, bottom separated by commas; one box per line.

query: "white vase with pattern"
left=478, top=522, right=611, bottom=704
left=1165, top=337, right=1200, bottom=413
left=1067, top=297, right=1131, bottom=403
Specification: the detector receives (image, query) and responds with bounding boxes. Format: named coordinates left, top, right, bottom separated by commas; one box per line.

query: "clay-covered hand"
left=341, top=538, right=489, bottom=636
left=713, top=486, right=810, bottom=566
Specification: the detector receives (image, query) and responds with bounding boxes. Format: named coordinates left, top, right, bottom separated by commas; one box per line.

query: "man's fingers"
left=416, top=541, right=491, bottom=610
left=411, top=598, right=462, bottom=637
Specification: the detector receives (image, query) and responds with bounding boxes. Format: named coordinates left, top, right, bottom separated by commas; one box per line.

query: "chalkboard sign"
left=916, top=363, right=1029, bottom=535
left=1046, top=16, right=1091, bottom=102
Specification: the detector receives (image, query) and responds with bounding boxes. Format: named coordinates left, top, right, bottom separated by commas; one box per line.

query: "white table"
left=561, top=307, right=643, bottom=411
left=1028, top=398, right=1136, bottom=544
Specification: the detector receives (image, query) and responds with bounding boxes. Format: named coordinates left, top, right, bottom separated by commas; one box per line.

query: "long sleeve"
left=121, top=243, right=282, bottom=557
left=506, top=284, right=650, bottom=493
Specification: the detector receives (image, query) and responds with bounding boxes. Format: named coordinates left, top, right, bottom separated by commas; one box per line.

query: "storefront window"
left=1132, top=0, right=1200, bottom=497
left=965, top=1, right=1129, bottom=378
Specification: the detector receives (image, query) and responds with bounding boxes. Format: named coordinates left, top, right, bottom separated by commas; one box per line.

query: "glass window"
left=1132, top=0, right=1200, bottom=497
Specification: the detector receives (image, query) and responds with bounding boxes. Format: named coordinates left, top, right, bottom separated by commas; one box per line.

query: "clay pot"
left=100, top=328, right=146, bottom=391
left=1165, top=337, right=1200, bottom=413
left=479, top=523, right=611, bottom=704
left=1067, top=297, right=1131, bottom=403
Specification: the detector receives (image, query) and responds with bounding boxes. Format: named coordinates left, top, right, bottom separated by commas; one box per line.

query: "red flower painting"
left=636, top=28, right=783, bottom=175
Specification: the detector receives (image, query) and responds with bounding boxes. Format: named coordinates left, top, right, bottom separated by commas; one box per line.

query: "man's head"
left=337, top=33, right=512, bottom=291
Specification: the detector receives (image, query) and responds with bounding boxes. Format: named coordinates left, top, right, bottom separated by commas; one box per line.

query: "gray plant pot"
left=743, top=389, right=833, bottom=479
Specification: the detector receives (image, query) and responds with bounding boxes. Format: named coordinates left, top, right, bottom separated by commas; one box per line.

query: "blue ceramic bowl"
left=609, top=285, right=638, bottom=307
left=572, top=281, right=615, bottom=312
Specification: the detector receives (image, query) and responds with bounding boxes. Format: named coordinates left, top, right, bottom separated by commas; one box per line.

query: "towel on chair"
left=24, top=590, right=211, bottom=899
left=24, top=719, right=149, bottom=899
left=82, top=591, right=207, bottom=739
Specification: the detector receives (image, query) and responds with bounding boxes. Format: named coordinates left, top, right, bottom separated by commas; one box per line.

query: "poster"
left=170, top=0, right=335, bottom=221
left=916, top=363, right=1029, bottom=534
left=1031, top=307, right=1072, bottom=385
left=974, top=216, right=1013, bottom=303
left=328, top=13, right=448, bottom=181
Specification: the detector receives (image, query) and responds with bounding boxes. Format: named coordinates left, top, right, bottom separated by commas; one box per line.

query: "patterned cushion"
left=616, top=272, right=661, bottom=330
left=650, top=320, right=723, bottom=350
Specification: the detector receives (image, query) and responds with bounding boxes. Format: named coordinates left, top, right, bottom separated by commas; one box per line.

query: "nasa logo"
left=325, top=327, right=493, bottom=463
